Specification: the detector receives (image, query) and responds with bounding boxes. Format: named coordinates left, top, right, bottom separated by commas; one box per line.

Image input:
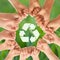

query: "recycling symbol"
left=19, top=23, right=40, bottom=42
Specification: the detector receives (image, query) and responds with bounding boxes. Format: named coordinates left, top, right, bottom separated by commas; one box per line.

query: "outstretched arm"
left=5, top=42, right=21, bottom=60
left=37, top=39, right=59, bottom=60
left=31, top=47, right=40, bottom=60
left=0, top=40, right=16, bottom=51
left=43, top=0, right=54, bottom=15
left=0, top=14, right=19, bottom=31
left=5, top=48, right=21, bottom=60
left=43, top=31, right=60, bottom=46
left=0, top=0, right=28, bottom=31
left=0, top=30, right=15, bottom=40
left=8, top=0, right=28, bottom=16
left=48, top=15, right=60, bottom=31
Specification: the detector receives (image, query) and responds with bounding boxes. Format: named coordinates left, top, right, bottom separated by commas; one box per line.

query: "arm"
left=0, top=40, right=16, bottom=51
left=48, top=15, right=60, bottom=31
left=0, top=16, right=18, bottom=31
left=0, top=30, right=15, bottom=40
left=37, top=39, right=59, bottom=60
left=5, top=49, right=20, bottom=60
left=43, top=0, right=54, bottom=15
left=43, top=32, right=60, bottom=46
left=29, top=0, right=41, bottom=16
left=8, top=0, right=28, bottom=16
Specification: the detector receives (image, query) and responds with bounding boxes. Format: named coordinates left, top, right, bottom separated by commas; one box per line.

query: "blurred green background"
left=0, top=0, right=60, bottom=60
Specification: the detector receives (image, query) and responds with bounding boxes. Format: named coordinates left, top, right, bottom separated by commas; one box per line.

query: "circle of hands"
left=0, top=0, right=60, bottom=60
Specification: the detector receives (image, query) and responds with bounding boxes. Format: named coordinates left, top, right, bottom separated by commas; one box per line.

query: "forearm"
left=5, top=52, right=14, bottom=60
left=0, top=31, right=4, bottom=40
left=54, top=39, right=60, bottom=46
left=20, top=56, right=26, bottom=60
left=48, top=16, right=60, bottom=31
left=0, top=20, right=4, bottom=27
left=37, top=40, right=59, bottom=60
left=43, top=46, right=59, bottom=60
left=0, top=44, right=9, bottom=51
left=32, top=56, right=39, bottom=60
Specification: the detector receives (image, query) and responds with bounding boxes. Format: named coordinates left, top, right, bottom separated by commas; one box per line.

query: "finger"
left=2, top=40, right=20, bottom=60
left=43, top=31, right=60, bottom=46
left=29, top=0, right=41, bottom=16
left=0, top=30, right=15, bottom=40
left=20, top=48, right=30, bottom=60
left=31, top=48, right=40, bottom=60
left=35, top=10, right=50, bottom=30
left=0, top=14, right=19, bottom=27
left=0, top=20, right=18, bottom=31
left=5, top=50, right=14, bottom=60
left=43, top=0, right=54, bottom=15
left=20, top=55, right=26, bottom=60
left=5, top=49, right=20, bottom=60
left=0, top=14, right=19, bottom=31
left=43, top=33, right=54, bottom=44
left=0, top=13, right=26, bottom=25
left=0, top=42, right=10, bottom=51
left=0, top=40, right=15, bottom=51
left=37, top=39, right=47, bottom=51
left=8, top=0, right=28, bottom=15
left=48, top=15, right=60, bottom=31
left=6, top=24, right=18, bottom=31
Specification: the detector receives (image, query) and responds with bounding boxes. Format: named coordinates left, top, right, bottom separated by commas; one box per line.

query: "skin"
left=29, top=0, right=54, bottom=27
left=0, top=14, right=19, bottom=31
left=8, top=0, right=28, bottom=15
left=3, top=39, right=59, bottom=60
left=0, top=0, right=60, bottom=60
left=37, top=39, right=59, bottom=60
left=48, top=15, right=60, bottom=31
left=0, top=2, right=29, bottom=60
left=29, top=0, right=60, bottom=47
left=29, top=0, right=40, bottom=16
left=5, top=43, right=21, bottom=60
left=43, top=32, right=60, bottom=46
left=0, top=40, right=16, bottom=51
left=43, top=0, right=54, bottom=15
left=0, top=0, right=28, bottom=31
left=0, top=30, right=15, bottom=40
left=20, top=46, right=39, bottom=60
left=5, top=45, right=40, bottom=60
left=31, top=47, right=40, bottom=60
left=5, top=51, right=17, bottom=60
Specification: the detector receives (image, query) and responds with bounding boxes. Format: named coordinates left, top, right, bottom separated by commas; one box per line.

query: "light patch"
left=30, top=37, right=36, bottom=42
left=19, top=23, right=40, bottom=42
left=32, top=30, right=40, bottom=39
left=30, top=24, right=36, bottom=30
left=20, top=37, right=29, bottom=42
left=22, top=23, right=30, bottom=31
left=19, top=31, right=25, bottom=36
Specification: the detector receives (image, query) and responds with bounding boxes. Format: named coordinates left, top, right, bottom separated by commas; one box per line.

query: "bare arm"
left=43, top=31, right=60, bottom=46
left=0, top=30, right=15, bottom=40
left=8, top=0, right=28, bottom=16
left=0, top=16, right=18, bottom=31
left=37, top=39, right=59, bottom=60
left=48, top=15, right=60, bottom=31
left=43, top=0, right=54, bottom=15
left=0, top=40, right=16, bottom=51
